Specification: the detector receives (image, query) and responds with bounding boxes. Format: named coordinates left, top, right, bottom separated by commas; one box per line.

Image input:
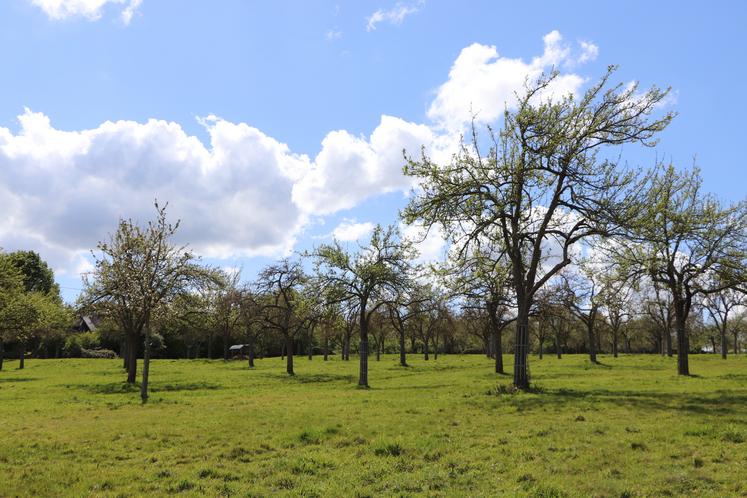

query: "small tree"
left=85, top=202, right=210, bottom=402
left=312, top=225, right=416, bottom=388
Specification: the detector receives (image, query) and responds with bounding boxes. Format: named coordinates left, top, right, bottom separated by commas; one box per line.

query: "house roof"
left=82, top=316, right=97, bottom=331
left=229, top=344, right=247, bottom=350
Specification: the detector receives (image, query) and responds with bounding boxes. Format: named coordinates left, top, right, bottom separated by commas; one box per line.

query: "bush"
left=64, top=331, right=101, bottom=357
left=81, top=348, right=118, bottom=359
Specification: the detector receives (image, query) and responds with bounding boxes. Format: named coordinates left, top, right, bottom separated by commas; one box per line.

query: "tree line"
left=1, top=66, right=745, bottom=399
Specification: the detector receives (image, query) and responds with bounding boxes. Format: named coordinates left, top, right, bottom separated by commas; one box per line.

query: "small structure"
left=229, top=344, right=249, bottom=359
left=73, top=315, right=99, bottom=333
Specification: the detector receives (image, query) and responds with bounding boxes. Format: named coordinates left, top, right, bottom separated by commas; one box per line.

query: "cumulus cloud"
left=0, top=31, right=599, bottom=280
left=427, top=31, right=596, bottom=131
left=30, top=0, right=143, bottom=24
left=366, top=1, right=423, bottom=31
left=331, top=220, right=375, bottom=242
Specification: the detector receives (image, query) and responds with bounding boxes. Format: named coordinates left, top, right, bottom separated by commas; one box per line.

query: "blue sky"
left=0, top=0, right=745, bottom=302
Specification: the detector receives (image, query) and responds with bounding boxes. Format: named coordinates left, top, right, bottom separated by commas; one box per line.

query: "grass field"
left=1, top=354, right=746, bottom=497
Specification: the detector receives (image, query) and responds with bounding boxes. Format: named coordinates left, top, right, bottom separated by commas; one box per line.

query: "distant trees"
left=404, top=67, right=673, bottom=389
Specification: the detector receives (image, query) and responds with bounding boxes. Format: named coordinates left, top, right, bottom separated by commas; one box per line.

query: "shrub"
left=81, top=348, right=118, bottom=359
left=64, top=331, right=101, bottom=357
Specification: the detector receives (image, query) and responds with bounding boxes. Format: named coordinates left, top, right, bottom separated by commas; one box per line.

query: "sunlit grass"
left=1, top=354, right=745, bottom=497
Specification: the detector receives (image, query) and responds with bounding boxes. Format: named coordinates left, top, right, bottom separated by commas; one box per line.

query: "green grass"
left=1, top=354, right=746, bottom=497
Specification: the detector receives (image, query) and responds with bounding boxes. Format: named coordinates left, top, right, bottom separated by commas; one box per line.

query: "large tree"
left=312, top=225, right=416, bottom=387
left=403, top=67, right=673, bottom=388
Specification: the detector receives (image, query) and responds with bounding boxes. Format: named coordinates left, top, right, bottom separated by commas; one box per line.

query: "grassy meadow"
left=1, top=354, right=746, bottom=497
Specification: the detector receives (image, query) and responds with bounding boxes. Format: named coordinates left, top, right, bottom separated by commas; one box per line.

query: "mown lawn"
left=0, top=354, right=746, bottom=497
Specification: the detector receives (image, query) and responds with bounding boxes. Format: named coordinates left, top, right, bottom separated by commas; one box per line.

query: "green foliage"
left=0, top=354, right=745, bottom=496
left=63, top=331, right=101, bottom=357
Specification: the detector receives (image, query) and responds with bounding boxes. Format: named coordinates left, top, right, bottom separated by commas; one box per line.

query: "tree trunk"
left=555, top=333, right=562, bottom=359
left=376, top=340, right=381, bottom=361
left=122, top=339, right=128, bottom=370
left=495, top=326, right=504, bottom=373
left=140, top=322, right=151, bottom=403
left=423, top=338, right=429, bottom=361
left=673, top=299, right=690, bottom=375
left=538, top=339, right=544, bottom=359
left=587, top=322, right=597, bottom=364
left=665, top=328, right=673, bottom=357
left=343, top=333, right=350, bottom=361
left=19, top=343, right=24, bottom=369
left=433, top=336, right=439, bottom=360
left=358, top=308, right=369, bottom=388
left=612, top=328, right=619, bottom=358
left=720, top=326, right=728, bottom=359
left=734, top=332, right=739, bottom=355
left=126, top=332, right=138, bottom=384
left=399, top=329, right=407, bottom=367
left=247, top=335, right=255, bottom=368
left=624, top=336, right=631, bottom=354
left=512, top=297, right=530, bottom=389
left=286, top=336, right=294, bottom=375
left=223, top=327, right=230, bottom=361
left=323, top=336, right=329, bottom=361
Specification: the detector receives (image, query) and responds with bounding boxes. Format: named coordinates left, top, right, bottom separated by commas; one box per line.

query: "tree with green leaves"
left=312, top=224, right=417, bottom=387
left=84, top=202, right=212, bottom=402
left=622, top=164, right=747, bottom=374
left=253, top=259, right=309, bottom=376
left=403, top=67, right=672, bottom=388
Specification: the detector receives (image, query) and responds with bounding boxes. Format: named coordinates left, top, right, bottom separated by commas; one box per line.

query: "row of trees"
left=4, top=65, right=743, bottom=396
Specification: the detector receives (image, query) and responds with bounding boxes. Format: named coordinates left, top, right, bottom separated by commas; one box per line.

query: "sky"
left=0, top=0, right=745, bottom=303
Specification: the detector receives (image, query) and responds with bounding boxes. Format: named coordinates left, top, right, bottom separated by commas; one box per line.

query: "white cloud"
left=366, top=1, right=422, bottom=31
left=332, top=220, right=375, bottom=241
left=30, top=0, right=143, bottom=24
left=427, top=31, right=595, bottom=132
left=0, top=31, right=601, bottom=280
left=326, top=28, right=343, bottom=41
left=400, top=222, right=447, bottom=265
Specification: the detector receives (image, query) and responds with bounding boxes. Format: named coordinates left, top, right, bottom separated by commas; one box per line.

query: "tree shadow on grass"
left=0, top=377, right=35, bottom=383
left=262, top=372, right=356, bottom=384
left=505, top=387, right=747, bottom=417
left=78, top=381, right=222, bottom=394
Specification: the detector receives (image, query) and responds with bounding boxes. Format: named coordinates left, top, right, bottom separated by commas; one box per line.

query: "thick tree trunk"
left=286, top=336, right=294, bottom=375
left=358, top=308, right=369, bottom=387
left=555, top=333, right=562, bottom=359
left=433, top=337, right=439, bottom=360
left=673, top=299, right=690, bottom=375
left=720, top=327, right=728, bottom=359
left=612, top=328, right=619, bottom=358
left=423, top=338, right=429, bottom=361
left=587, top=323, right=597, bottom=364
left=140, top=323, right=151, bottom=403
left=495, top=326, right=504, bottom=373
left=410, top=336, right=417, bottom=354
left=18, top=342, right=25, bottom=369
left=399, top=329, right=407, bottom=367
left=307, top=338, right=313, bottom=360
left=126, top=332, right=138, bottom=384
left=343, top=334, right=350, bottom=361
left=512, top=298, right=530, bottom=390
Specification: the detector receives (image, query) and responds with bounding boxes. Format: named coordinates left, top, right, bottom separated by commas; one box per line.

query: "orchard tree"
left=84, top=202, right=212, bottom=402
left=623, top=165, right=747, bottom=375
left=404, top=67, right=673, bottom=389
left=703, top=279, right=746, bottom=358
left=312, top=224, right=416, bottom=388
left=254, top=259, right=308, bottom=375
